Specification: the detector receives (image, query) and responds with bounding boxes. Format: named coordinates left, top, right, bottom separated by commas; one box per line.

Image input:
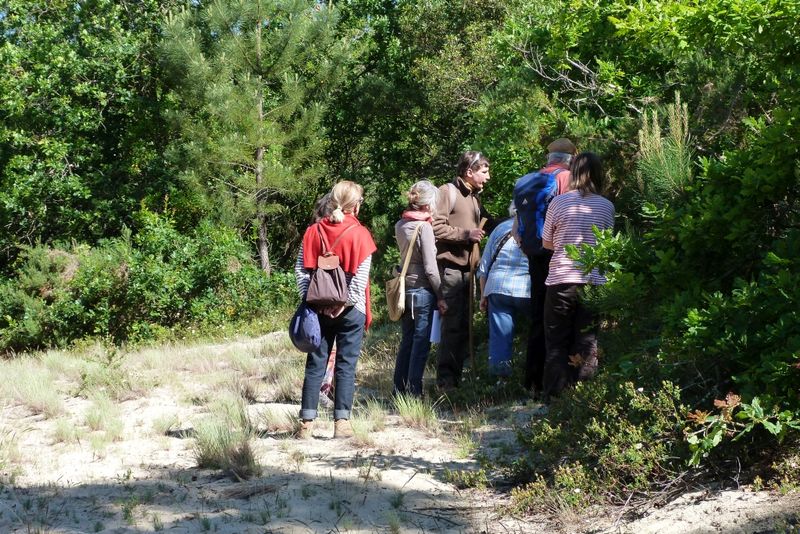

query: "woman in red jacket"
left=294, top=181, right=376, bottom=439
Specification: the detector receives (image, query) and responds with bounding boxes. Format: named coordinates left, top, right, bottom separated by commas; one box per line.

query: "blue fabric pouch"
left=289, top=301, right=321, bottom=353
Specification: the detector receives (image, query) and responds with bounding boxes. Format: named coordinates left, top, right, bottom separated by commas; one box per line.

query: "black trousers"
left=436, top=267, right=470, bottom=388
left=524, top=253, right=551, bottom=393
left=542, top=283, right=598, bottom=399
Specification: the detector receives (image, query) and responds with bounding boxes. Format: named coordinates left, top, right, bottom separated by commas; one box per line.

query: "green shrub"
left=509, top=380, right=687, bottom=510
left=443, top=468, right=489, bottom=490
left=0, top=209, right=294, bottom=352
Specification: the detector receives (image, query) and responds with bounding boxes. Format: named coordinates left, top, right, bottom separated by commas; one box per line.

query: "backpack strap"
left=316, top=223, right=331, bottom=253
left=316, top=222, right=358, bottom=255
left=447, top=182, right=457, bottom=214
left=399, top=223, right=425, bottom=278
left=487, top=230, right=513, bottom=274
left=328, top=223, right=358, bottom=252
left=551, top=167, right=569, bottom=194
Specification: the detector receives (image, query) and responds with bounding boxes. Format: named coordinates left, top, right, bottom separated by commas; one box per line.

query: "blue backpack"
left=289, top=302, right=321, bottom=353
left=513, top=167, right=566, bottom=257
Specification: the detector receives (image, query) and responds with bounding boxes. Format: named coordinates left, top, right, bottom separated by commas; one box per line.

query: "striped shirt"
left=295, top=244, right=372, bottom=316
left=542, top=190, right=614, bottom=286
left=476, top=219, right=531, bottom=298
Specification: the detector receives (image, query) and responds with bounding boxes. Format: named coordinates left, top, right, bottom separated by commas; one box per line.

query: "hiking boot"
left=333, top=419, right=354, bottom=439
left=296, top=419, right=314, bottom=439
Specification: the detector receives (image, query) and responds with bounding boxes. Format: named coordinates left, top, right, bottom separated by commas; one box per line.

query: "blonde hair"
left=329, top=181, right=363, bottom=223
left=407, top=180, right=438, bottom=213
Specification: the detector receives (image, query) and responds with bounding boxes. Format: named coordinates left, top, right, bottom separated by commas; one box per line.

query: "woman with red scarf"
left=294, top=181, right=376, bottom=439
left=393, top=181, right=448, bottom=397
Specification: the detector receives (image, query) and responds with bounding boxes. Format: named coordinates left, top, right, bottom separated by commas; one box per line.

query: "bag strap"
left=317, top=223, right=358, bottom=255
left=487, top=231, right=513, bottom=274
left=399, top=223, right=425, bottom=278
left=447, top=182, right=457, bottom=215
left=316, top=224, right=331, bottom=254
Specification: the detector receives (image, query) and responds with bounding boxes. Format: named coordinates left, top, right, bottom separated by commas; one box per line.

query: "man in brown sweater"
left=433, top=151, right=494, bottom=389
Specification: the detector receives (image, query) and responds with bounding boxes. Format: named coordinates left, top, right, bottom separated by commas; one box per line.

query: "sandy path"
left=1, top=335, right=798, bottom=533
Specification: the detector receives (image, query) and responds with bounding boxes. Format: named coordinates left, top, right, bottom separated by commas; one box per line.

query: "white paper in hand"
left=429, top=310, right=441, bottom=343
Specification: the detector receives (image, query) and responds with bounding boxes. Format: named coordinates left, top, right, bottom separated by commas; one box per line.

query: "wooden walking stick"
left=468, top=217, right=488, bottom=378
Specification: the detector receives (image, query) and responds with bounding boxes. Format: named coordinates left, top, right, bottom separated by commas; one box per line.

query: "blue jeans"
left=393, top=287, right=436, bottom=396
left=488, top=293, right=531, bottom=377
left=300, top=306, right=365, bottom=421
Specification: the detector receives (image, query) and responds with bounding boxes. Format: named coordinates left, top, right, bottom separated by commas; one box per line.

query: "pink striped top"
left=542, top=190, right=615, bottom=286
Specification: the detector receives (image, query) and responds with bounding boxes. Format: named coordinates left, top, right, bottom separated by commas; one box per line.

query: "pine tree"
left=161, top=0, right=355, bottom=274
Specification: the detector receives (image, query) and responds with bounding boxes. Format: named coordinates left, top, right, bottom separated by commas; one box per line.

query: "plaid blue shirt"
left=476, top=219, right=531, bottom=298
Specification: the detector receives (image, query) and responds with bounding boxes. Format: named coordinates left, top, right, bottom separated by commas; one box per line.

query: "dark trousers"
left=436, top=267, right=470, bottom=388
left=524, top=253, right=551, bottom=393
left=300, top=306, right=365, bottom=421
left=542, top=283, right=598, bottom=399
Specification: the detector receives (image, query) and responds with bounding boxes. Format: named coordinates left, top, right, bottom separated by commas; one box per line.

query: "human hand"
left=321, top=304, right=346, bottom=318
left=437, top=299, right=448, bottom=315
left=479, top=296, right=488, bottom=312
left=468, top=228, right=485, bottom=242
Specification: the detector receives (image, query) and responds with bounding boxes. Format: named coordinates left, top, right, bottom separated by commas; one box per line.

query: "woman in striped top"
left=295, top=181, right=376, bottom=439
left=541, top=152, right=615, bottom=402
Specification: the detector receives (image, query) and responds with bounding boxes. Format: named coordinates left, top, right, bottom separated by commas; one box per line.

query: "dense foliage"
left=1, top=0, right=798, bottom=502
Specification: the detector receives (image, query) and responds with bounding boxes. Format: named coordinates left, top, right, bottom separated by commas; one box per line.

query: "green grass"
left=193, top=393, right=261, bottom=480
left=84, top=392, right=124, bottom=441
left=52, top=417, right=82, bottom=444
left=393, top=394, right=439, bottom=431
left=152, top=413, right=181, bottom=435
left=257, top=407, right=294, bottom=433
left=350, top=399, right=388, bottom=446
left=0, top=359, right=64, bottom=418
left=0, top=427, right=21, bottom=473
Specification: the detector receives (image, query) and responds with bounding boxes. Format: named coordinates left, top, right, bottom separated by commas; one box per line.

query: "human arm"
left=347, top=254, right=372, bottom=306
left=542, top=204, right=556, bottom=251
left=419, top=224, right=443, bottom=299
left=295, top=244, right=310, bottom=298
left=479, top=277, right=488, bottom=312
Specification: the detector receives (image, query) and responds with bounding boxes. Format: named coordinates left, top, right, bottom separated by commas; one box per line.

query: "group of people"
left=293, top=139, right=614, bottom=439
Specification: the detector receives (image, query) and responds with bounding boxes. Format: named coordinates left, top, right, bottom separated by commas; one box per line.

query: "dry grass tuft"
left=0, top=359, right=64, bottom=418
left=394, top=394, right=440, bottom=431
left=52, top=417, right=82, bottom=444
left=85, top=392, right=124, bottom=442
left=193, top=392, right=261, bottom=480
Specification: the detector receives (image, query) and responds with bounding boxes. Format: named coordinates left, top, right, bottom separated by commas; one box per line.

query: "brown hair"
left=455, top=151, right=489, bottom=178
left=568, top=152, right=603, bottom=196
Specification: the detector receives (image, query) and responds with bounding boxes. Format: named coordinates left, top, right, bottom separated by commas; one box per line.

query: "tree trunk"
left=254, top=11, right=271, bottom=276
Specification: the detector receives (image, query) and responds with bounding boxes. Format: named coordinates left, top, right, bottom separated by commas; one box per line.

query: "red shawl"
left=302, top=213, right=377, bottom=327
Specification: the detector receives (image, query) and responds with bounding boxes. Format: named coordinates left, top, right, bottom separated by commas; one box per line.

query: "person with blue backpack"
left=512, top=138, right=577, bottom=399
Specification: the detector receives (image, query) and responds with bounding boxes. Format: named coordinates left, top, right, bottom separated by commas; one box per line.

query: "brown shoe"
left=333, top=419, right=353, bottom=439
left=296, top=419, right=314, bottom=439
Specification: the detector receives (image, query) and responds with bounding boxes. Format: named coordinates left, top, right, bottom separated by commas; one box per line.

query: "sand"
left=0, top=334, right=797, bottom=533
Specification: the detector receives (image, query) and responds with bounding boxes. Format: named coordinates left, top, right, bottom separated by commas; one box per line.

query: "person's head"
left=406, top=180, right=439, bottom=213
left=546, top=137, right=577, bottom=166
left=456, top=150, right=490, bottom=191
left=313, top=192, right=333, bottom=222
left=568, top=152, right=603, bottom=196
left=507, top=200, right=517, bottom=217
left=329, top=180, right=364, bottom=223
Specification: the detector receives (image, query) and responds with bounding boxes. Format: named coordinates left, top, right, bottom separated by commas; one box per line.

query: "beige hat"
left=547, top=138, right=577, bottom=154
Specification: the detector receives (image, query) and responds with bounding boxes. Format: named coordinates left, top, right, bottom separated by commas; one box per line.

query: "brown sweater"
left=432, top=177, right=493, bottom=270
